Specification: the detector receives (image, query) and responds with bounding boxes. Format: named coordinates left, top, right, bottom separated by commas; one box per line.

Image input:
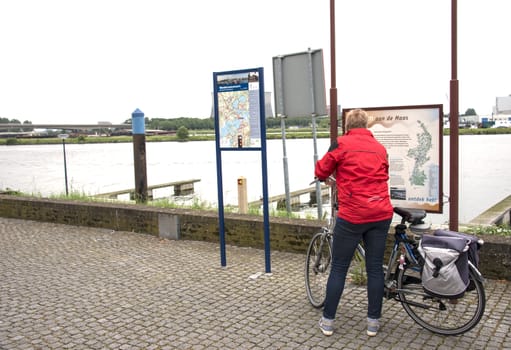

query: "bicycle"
left=304, top=178, right=486, bottom=335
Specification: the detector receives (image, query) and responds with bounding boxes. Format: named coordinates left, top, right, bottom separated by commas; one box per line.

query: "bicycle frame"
left=382, top=223, right=423, bottom=293
left=312, top=227, right=331, bottom=274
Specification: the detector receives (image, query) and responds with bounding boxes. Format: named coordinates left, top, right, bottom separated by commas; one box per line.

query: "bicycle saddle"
left=393, top=207, right=427, bottom=224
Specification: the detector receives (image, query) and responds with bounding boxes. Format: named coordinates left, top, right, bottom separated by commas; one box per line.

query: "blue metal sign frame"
left=212, top=67, right=271, bottom=273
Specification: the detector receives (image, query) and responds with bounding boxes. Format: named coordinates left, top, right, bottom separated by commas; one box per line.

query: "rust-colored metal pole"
left=329, top=0, right=338, bottom=144
left=449, top=0, right=459, bottom=231
left=328, top=0, right=339, bottom=218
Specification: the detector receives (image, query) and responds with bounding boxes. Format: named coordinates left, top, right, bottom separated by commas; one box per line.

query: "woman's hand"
left=325, top=176, right=335, bottom=187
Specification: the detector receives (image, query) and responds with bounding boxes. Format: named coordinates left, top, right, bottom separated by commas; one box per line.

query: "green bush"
left=176, top=126, right=189, bottom=140
left=5, top=138, right=18, bottom=145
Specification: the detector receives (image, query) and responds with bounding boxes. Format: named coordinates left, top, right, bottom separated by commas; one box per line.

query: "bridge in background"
left=0, top=123, right=133, bottom=138
left=1, top=123, right=131, bottom=129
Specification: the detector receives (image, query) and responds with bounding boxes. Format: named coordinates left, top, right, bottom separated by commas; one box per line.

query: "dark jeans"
left=323, top=217, right=392, bottom=320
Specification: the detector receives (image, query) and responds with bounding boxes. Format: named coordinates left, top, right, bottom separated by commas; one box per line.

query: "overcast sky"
left=1, top=0, right=510, bottom=124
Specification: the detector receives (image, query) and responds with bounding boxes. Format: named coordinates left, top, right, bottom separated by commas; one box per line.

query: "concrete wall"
left=1, top=195, right=510, bottom=280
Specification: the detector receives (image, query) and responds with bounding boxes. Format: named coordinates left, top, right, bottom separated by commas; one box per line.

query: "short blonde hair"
left=345, top=109, right=368, bottom=131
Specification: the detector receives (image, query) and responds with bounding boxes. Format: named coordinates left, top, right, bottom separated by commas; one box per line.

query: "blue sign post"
left=212, top=67, right=271, bottom=273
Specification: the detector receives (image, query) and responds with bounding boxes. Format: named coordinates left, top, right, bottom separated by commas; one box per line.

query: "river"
left=1, top=135, right=510, bottom=226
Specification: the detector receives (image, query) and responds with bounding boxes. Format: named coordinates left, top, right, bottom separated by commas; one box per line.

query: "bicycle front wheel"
left=397, top=263, right=486, bottom=335
left=305, top=231, right=332, bottom=308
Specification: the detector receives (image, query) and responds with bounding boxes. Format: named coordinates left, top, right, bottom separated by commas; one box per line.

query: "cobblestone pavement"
left=1, top=217, right=510, bottom=350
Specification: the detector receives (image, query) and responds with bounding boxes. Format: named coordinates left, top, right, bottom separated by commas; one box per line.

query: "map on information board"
left=215, top=71, right=261, bottom=148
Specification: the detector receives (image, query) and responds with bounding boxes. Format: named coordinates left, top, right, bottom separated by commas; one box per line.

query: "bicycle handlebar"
left=310, top=175, right=335, bottom=186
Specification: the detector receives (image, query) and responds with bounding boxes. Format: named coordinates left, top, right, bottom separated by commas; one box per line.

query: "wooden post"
left=237, top=177, right=248, bottom=214
left=132, top=108, right=148, bottom=203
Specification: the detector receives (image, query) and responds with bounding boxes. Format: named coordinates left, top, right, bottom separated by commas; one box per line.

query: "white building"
left=491, top=114, right=511, bottom=128
left=494, top=95, right=511, bottom=115
left=490, top=95, right=511, bottom=127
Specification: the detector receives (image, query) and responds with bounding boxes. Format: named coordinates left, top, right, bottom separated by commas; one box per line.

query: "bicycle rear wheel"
left=397, top=263, right=485, bottom=335
left=305, top=231, right=332, bottom=308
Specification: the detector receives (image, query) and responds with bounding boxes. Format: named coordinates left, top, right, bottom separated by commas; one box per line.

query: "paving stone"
left=0, top=217, right=510, bottom=349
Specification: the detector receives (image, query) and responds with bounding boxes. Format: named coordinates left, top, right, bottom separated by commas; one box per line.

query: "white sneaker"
left=367, top=318, right=380, bottom=337
left=319, top=316, right=334, bottom=336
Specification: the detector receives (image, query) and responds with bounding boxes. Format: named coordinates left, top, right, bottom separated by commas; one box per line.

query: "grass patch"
left=465, top=224, right=511, bottom=237
left=148, top=197, right=211, bottom=210
left=48, top=191, right=123, bottom=203
left=86, top=195, right=303, bottom=219
left=2, top=127, right=510, bottom=146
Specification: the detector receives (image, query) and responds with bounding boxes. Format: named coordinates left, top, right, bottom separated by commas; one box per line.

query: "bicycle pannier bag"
left=432, top=229, right=481, bottom=269
left=418, top=234, right=470, bottom=299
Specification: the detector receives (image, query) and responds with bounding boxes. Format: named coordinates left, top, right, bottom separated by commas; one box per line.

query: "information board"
left=214, top=71, right=262, bottom=148
left=342, top=105, right=443, bottom=213
left=212, top=67, right=271, bottom=273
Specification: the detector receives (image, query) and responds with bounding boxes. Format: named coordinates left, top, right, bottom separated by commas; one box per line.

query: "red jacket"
left=315, top=128, right=393, bottom=224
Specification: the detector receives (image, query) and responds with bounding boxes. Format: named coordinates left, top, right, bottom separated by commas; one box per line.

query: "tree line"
left=2, top=108, right=479, bottom=132
left=0, top=117, right=32, bottom=125
left=117, top=108, right=480, bottom=131
left=121, top=116, right=324, bottom=131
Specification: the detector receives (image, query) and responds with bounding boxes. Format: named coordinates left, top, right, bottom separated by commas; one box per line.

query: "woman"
left=315, top=108, right=393, bottom=337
